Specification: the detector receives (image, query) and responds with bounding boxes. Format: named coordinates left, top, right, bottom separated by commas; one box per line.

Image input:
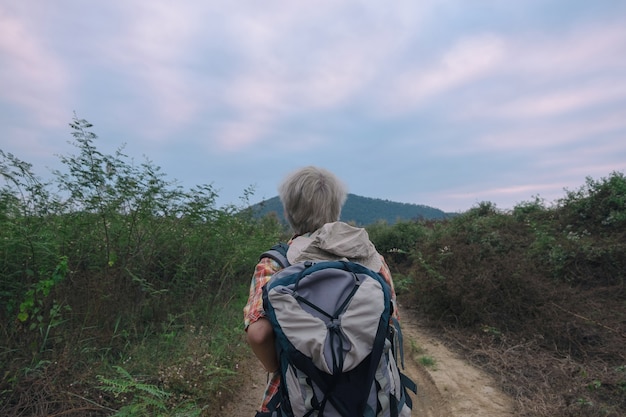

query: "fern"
left=134, top=383, right=170, bottom=400
left=137, top=394, right=168, bottom=410
left=97, top=377, right=132, bottom=396
left=97, top=366, right=170, bottom=416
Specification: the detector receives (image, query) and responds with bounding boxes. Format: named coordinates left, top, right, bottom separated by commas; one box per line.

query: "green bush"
left=558, top=171, right=626, bottom=232
left=368, top=219, right=428, bottom=264
left=0, top=116, right=282, bottom=416
left=399, top=181, right=625, bottom=417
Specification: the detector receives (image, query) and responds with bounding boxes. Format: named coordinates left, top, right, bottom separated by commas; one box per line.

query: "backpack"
left=258, top=243, right=417, bottom=417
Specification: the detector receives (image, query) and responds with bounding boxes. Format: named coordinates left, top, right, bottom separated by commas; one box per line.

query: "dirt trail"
left=221, top=306, right=515, bottom=416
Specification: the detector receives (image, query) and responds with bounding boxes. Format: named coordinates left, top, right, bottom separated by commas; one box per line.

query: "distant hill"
left=250, top=193, right=453, bottom=226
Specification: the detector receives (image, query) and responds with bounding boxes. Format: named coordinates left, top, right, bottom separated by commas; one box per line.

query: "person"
left=243, top=165, right=399, bottom=414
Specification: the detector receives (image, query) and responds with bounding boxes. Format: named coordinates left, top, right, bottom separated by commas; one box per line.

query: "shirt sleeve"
left=377, top=255, right=400, bottom=320
left=243, top=257, right=282, bottom=329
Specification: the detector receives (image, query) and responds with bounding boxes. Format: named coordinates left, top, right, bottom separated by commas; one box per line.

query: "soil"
left=220, top=305, right=515, bottom=417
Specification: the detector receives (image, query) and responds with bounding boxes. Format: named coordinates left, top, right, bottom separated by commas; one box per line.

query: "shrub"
left=368, top=219, right=429, bottom=265
left=557, top=171, right=626, bottom=232
left=0, top=115, right=282, bottom=416
left=400, top=179, right=626, bottom=417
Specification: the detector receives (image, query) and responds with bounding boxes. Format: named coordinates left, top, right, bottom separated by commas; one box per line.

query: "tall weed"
left=0, top=116, right=282, bottom=416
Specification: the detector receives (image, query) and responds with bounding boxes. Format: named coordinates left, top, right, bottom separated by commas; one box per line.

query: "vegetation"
left=1, top=115, right=624, bottom=416
left=0, top=116, right=282, bottom=416
left=370, top=172, right=626, bottom=417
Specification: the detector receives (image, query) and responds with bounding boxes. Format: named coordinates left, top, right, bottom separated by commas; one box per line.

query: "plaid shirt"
left=243, top=250, right=398, bottom=412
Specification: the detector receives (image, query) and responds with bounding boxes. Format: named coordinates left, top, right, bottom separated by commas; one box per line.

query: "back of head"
left=279, top=166, right=347, bottom=235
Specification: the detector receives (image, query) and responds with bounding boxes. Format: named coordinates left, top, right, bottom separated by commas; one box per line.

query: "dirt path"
left=221, top=306, right=515, bottom=416
left=398, top=308, right=514, bottom=417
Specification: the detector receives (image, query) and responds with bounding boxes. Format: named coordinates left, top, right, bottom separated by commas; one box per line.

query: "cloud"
left=214, top=117, right=271, bottom=152
left=486, top=80, right=626, bottom=119
left=0, top=7, right=69, bottom=128
left=451, top=182, right=562, bottom=200
left=513, top=21, right=626, bottom=79
left=94, top=4, right=206, bottom=135
left=420, top=180, right=572, bottom=212
left=380, top=17, right=626, bottom=121
left=476, top=108, right=626, bottom=151
left=468, top=21, right=626, bottom=121
left=390, top=17, right=626, bottom=159
left=208, top=2, right=418, bottom=151
left=1, top=1, right=624, bottom=213
left=381, top=34, right=507, bottom=113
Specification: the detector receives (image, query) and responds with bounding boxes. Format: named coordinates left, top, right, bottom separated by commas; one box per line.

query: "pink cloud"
left=0, top=10, right=69, bottom=127
left=381, top=34, right=506, bottom=113
left=476, top=109, right=626, bottom=150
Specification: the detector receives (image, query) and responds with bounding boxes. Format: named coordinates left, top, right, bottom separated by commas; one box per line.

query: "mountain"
left=250, top=193, right=453, bottom=226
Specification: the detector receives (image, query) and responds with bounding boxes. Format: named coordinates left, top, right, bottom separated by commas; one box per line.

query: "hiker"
left=243, top=166, right=408, bottom=416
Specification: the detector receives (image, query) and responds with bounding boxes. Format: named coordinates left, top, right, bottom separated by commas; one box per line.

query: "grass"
left=406, top=340, right=437, bottom=369
left=418, top=355, right=437, bottom=368
left=97, top=287, right=251, bottom=416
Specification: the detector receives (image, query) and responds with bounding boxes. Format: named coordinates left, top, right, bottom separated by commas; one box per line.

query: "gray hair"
left=278, top=166, right=348, bottom=235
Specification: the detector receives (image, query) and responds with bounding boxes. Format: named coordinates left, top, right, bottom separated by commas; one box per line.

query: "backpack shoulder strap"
left=259, top=242, right=290, bottom=268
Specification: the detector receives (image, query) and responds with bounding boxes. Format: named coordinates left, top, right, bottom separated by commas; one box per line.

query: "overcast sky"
left=2, top=1, right=625, bottom=213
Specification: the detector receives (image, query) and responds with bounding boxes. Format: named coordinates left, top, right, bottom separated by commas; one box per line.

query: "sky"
left=1, top=1, right=625, bottom=213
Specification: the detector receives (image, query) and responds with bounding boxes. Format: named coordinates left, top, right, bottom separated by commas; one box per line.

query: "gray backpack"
left=259, top=244, right=416, bottom=417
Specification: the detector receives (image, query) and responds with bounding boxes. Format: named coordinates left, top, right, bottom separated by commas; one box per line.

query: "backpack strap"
left=391, top=317, right=418, bottom=410
left=358, top=312, right=392, bottom=415
left=401, top=373, right=418, bottom=408
left=259, top=242, right=290, bottom=268
left=392, top=317, right=406, bottom=368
